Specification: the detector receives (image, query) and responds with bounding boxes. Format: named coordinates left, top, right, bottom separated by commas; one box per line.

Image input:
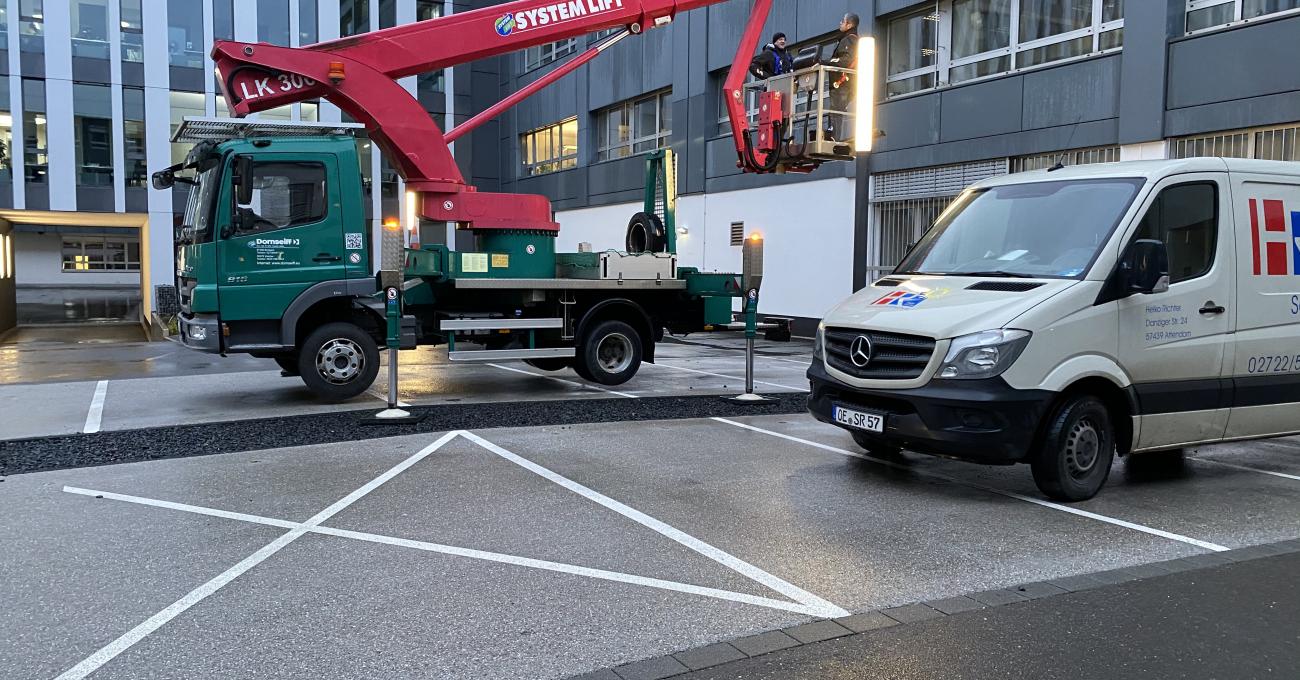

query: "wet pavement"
left=15, top=286, right=141, bottom=325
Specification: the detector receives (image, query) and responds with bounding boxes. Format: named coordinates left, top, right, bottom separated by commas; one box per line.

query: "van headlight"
left=812, top=322, right=825, bottom=361
left=937, top=330, right=1030, bottom=380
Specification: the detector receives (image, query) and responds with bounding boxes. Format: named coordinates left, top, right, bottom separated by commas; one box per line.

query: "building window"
left=258, top=0, right=290, bottom=46
left=524, top=39, right=578, bottom=71
left=1172, top=122, right=1300, bottom=161
left=591, top=27, right=620, bottom=41
left=121, top=0, right=143, bottom=62
left=19, top=0, right=43, bottom=52
left=0, top=85, right=12, bottom=184
left=886, top=1, right=1124, bottom=98
left=62, top=236, right=141, bottom=271
left=214, top=0, right=234, bottom=41
left=1010, top=145, right=1121, bottom=172
left=71, top=0, right=110, bottom=59
left=1186, top=0, right=1300, bottom=33
left=170, top=91, right=206, bottom=166
left=235, top=162, right=329, bottom=234
left=379, top=0, right=397, bottom=29
left=341, top=0, right=370, bottom=37
left=23, top=79, right=47, bottom=186
left=597, top=91, right=671, bottom=161
left=299, top=0, right=318, bottom=44
left=520, top=118, right=578, bottom=176
left=75, top=84, right=114, bottom=187
left=167, top=0, right=205, bottom=68
left=124, top=88, right=147, bottom=187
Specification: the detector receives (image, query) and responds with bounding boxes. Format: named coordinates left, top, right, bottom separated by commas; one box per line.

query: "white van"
left=810, top=158, right=1300, bottom=501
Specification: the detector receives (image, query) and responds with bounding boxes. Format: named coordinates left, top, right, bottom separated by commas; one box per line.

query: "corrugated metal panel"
left=870, top=159, right=1009, bottom=201
left=1010, top=145, right=1121, bottom=173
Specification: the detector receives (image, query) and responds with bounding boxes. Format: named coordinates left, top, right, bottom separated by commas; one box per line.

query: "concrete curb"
left=572, top=538, right=1300, bottom=680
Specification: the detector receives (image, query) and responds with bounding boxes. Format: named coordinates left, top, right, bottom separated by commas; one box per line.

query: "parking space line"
left=713, top=418, right=1230, bottom=553
left=82, top=380, right=108, bottom=434
left=53, top=431, right=463, bottom=680
left=647, top=361, right=806, bottom=392
left=1191, top=457, right=1300, bottom=482
left=63, top=486, right=825, bottom=617
left=487, top=363, right=639, bottom=399
left=458, top=430, right=847, bottom=617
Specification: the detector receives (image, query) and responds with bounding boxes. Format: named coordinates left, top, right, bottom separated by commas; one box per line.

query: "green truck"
left=157, top=119, right=749, bottom=401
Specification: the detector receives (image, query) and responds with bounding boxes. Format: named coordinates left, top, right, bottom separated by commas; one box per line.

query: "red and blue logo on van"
left=873, top=290, right=928, bottom=307
left=1249, top=198, right=1300, bottom=276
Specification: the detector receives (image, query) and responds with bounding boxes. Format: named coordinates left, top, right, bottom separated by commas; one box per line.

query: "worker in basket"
left=749, top=32, right=793, bottom=79
left=824, top=13, right=859, bottom=143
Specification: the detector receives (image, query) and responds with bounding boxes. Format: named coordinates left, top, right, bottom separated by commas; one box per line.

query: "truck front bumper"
left=806, top=360, right=1055, bottom=464
left=177, top=313, right=222, bottom=353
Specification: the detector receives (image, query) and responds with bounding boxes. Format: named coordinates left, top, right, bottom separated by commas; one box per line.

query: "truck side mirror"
left=1123, top=239, right=1170, bottom=295
left=232, top=155, right=255, bottom=206
left=152, top=169, right=174, bottom=191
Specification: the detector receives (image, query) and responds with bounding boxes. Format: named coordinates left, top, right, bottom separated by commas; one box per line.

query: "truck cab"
left=810, top=158, right=1300, bottom=501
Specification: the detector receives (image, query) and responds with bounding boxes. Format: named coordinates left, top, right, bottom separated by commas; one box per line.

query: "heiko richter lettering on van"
left=495, top=0, right=624, bottom=36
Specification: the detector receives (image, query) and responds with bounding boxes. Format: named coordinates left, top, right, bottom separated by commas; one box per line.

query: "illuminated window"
left=61, top=236, right=141, bottom=272
left=121, top=0, right=143, bottom=62
left=520, top=118, right=578, bottom=177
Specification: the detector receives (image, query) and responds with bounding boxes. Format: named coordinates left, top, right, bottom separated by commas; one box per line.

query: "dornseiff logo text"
left=496, top=0, right=625, bottom=36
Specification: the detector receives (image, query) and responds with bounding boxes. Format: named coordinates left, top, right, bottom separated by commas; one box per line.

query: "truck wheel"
left=577, top=320, right=642, bottom=385
left=297, top=322, right=380, bottom=402
left=274, top=355, right=300, bottom=376
left=524, top=358, right=571, bottom=372
left=1031, top=395, right=1115, bottom=502
left=850, top=431, right=904, bottom=461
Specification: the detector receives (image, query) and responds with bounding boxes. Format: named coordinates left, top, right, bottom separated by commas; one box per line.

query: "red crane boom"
left=211, top=0, right=779, bottom=233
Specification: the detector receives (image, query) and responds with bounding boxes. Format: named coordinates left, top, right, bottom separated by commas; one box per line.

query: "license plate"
left=833, top=405, right=884, bottom=433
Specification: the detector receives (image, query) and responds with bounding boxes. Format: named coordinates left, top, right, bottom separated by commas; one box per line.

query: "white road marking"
left=458, top=430, right=847, bottom=617
left=763, top=355, right=813, bottom=366
left=647, top=361, right=805, bottom=392
left=713, top=418, right=1230, bottom=553
left=1191, top=457, right=1300, bottom=482
left=64, top=487, right=825, bottom=617
left=82, top=381, right=108, bottom=434
left=487, top=363, right=639, bottom=399
left=54, top=431, right=462, bottom=680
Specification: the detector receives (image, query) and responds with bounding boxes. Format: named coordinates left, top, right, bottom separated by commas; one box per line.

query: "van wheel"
left=1031, top=395, right=1115, bottom=502
left=524, top=358, right=571, bottom=372
left=850, top=431, right=904, bottom=461
left=297, top=322, right=380, bottom=402
left=576, top=320, right=642, bottom=385
left=274, top=354, right=300, bottom=376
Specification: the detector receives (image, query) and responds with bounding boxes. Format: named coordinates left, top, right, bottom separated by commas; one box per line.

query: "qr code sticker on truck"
left=345, top=233, right=363, bottom=250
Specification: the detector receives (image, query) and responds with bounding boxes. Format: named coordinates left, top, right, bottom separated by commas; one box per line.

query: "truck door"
left=218, top=154, right=344, bottom=322
left=1224, top=174, right=1300, bottom=440
left=1117, top=175, right=1235, bottom=450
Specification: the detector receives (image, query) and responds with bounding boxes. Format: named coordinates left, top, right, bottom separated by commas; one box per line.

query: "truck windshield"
left=897, top=178, right=1145, bottom=280
left=181, top=165, right=220, bottom=244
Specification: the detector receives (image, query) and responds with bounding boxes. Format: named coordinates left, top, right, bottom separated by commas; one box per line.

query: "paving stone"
left=1045, top=573, right=1108, bottom=592
left=882, top=603, right=944, bottom=624
left=672, top=643, right=745, bottom=671
left=782, top=620, right=853, bottom=645
left=835, top=611, right=902, bottom=633
left=730, top=631, right=800, bottom=657
left=925, top=596, right=986, bottom=615
left=614, top=656, right=689, bottom=680
left=1009, top=582, right=1070, bottom=600
left=967, top=589, right=1029, bottom=607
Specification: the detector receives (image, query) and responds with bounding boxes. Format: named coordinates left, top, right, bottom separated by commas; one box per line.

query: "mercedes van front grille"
left=966, top=281, right=1044, bottom=292
left=824, top=328, right=935, bottom=380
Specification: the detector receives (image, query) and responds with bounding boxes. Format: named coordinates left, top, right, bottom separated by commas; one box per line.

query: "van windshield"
left=896, top=178, right=1145, bottom=280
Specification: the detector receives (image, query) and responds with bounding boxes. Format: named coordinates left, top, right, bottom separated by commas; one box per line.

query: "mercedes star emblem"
left=850, top=335, right=873, bottom=368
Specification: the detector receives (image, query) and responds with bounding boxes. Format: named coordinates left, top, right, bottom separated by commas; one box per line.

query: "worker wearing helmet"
left=824, top=13, right=859, bottom=143
left=749, top=33, right=793, bottom=79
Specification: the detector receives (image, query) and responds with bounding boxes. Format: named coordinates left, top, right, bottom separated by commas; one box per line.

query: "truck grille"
left=825, top=327, right=935, bottom=380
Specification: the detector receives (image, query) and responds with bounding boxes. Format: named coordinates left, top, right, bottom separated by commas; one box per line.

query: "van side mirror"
left=1123, top=239, right=1170, bottom=295
left=232, top=155, right=254, bottom=206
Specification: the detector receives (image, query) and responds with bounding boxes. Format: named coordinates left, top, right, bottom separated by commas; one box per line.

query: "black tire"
left=297, top=322, right=380, bottom=402
left=850, top=431, right=904, bottom=460
left=524, top=358, right=572, bottom=372
left=576, top=320, right=642, bottom=386
left=1031, top=395, right=1115, bottom=502
left=273, top=355, right=300, bottom=376
left=625, top=212, right=667, bottom=253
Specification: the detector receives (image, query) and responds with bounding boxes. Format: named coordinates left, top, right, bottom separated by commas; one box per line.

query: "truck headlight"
left=812, top=322, right=825, bottom=361
left=189, top=324, right=207, bottom=341
left=937, top=330, right=1030, bottom=380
